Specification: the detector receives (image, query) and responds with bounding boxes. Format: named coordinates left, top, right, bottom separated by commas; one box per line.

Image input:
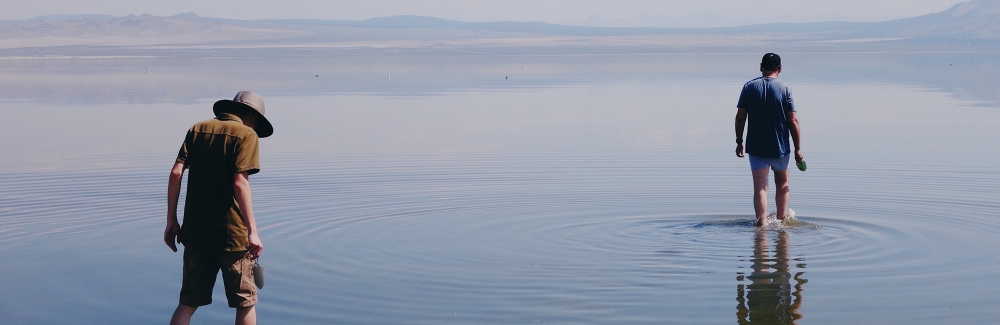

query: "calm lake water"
left=1, top=51, right=999, bottom=324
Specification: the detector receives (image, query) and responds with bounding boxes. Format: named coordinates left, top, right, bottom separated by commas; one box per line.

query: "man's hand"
left=247, top=233, right=264, bottom=258
left=787, top=110, right=803, bottom=164
left=166, top=162, right=185, bottom=253
left=735, top=107, right=748, bottom=158
left=164, top=222, right=180, bottom=252
left=233, top=171, right=263, bottom=259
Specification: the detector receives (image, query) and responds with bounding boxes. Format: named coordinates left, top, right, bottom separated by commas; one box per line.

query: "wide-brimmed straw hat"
left=213, top=91, right=274, bottom=138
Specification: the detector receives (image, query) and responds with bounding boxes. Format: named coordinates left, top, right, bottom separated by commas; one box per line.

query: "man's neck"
left=761, top=69, right=780, bottom=78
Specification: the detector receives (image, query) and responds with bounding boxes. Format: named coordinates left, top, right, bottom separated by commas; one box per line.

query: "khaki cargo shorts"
left=179, top=245, right=258, bottom=308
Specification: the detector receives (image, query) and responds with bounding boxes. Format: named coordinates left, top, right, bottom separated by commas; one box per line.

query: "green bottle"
left=796, top=160, right=807, bottom=171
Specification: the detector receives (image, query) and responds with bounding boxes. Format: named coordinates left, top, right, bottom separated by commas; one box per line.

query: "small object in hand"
left=253, top=260, right=265, bottom=289
left=796, top=160, right=807, bottom=172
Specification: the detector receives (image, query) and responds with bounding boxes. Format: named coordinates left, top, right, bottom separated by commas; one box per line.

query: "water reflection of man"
left=736, top=230, right=805, bottom=324
left=734, top=53, right=804, bottom=227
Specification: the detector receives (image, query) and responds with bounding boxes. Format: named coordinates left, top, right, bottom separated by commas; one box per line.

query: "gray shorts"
left=748, top=154, right=790, bottom=171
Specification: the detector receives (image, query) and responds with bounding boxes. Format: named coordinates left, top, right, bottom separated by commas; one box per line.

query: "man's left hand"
left=736, top=143, right=745, bottom=158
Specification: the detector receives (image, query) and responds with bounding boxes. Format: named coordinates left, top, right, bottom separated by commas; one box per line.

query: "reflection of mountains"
left=736, top=230, right=806, bottom=325
left=1, top=52, right=998, bottom=107
left=796, top=51, right=1000, bottom=107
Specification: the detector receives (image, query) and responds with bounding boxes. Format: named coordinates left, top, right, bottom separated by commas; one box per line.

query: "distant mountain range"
left=1, top=0, right=999, bottom=51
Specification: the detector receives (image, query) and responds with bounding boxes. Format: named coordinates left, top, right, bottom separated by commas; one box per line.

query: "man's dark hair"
left=760, top=53, right=781, bottom=71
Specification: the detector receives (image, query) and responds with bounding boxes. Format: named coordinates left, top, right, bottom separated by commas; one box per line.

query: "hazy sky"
left=4, top=0, right=968, bottom=26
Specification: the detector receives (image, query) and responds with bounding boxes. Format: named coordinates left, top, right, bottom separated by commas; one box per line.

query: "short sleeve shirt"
left=738, top=77, right=796, bottom=158
left=175, top=113, right=260, bottom=251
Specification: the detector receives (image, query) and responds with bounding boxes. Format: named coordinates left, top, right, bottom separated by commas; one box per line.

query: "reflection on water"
left=0, top=52, right=999, bottom=324
left=736, top=230, right=806, bottom=325
left=1, top=51, right=1000, bottom=106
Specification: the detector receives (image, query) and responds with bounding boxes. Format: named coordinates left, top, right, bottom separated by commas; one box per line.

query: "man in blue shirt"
left=735, top=53, right=804, bottom=227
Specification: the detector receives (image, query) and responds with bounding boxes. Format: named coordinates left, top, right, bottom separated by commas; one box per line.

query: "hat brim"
left=213, top=100, right=273, bottom=138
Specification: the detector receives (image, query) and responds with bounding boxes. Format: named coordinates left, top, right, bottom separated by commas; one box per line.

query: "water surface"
left=1, top=52, right=998, bottom=324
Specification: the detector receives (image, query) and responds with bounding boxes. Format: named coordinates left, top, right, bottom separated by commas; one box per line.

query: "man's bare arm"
left=165, top=162, right=185, bottom=252
left=786, top=110, right=803, bottom=163
left=233, top=171, right=263, bottom=258
left=735, top=107, right=748, bottom=158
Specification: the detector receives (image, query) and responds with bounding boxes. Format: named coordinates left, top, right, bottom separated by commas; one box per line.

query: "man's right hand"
left=247, top=232, right=264, bottom=259
left=164, top=222, right=180, bottom=252
left=736, top=143, right=745, bottom=158
left=794, top=149, right=804, bottom=163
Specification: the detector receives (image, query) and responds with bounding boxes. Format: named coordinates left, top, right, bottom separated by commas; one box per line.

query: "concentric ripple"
left=1, top=148, right=999, bottom=324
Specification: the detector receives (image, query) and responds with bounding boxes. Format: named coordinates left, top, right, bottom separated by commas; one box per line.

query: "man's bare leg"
left=169, top=305, right=197, bottom=325
left=236, top=305, right=257, bottom=325
left=752, top=167, right=770, bottom=226
left=774, top=169, right=790, bottom=221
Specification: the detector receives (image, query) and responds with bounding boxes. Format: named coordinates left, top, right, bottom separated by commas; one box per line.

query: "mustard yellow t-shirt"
left=175, top=113, right=260, bottom=252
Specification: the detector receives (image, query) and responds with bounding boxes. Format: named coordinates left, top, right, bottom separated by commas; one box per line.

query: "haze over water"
left=1, top=51, right=999, bottom=324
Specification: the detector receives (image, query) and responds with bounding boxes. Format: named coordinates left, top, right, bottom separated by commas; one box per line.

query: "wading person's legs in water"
left=752, top=168, right=769, bottom=226
left=168, top=305, right=195, bottom=325
left=774, top=169, right=790, bottom=221
left=236, top=306, right=257, bottom=325
left=751, top=167, right=791, bottom=226
left=170, top=305, right=256, bottom=325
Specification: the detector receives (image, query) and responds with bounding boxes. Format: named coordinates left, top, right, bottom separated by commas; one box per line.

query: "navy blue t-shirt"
left=738, top=76, right=796, bottom=158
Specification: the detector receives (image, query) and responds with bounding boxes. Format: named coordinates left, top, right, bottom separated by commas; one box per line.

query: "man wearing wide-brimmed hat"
left=164, top=91, right=273, bottom=325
